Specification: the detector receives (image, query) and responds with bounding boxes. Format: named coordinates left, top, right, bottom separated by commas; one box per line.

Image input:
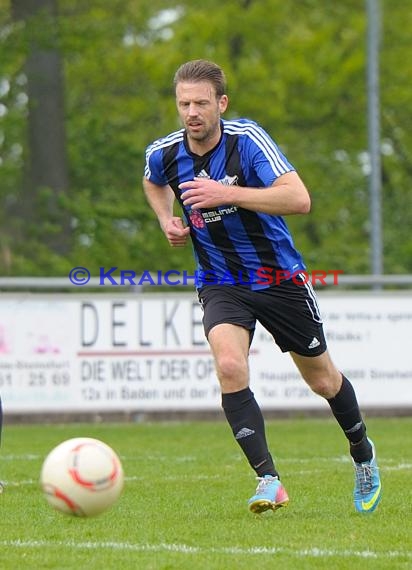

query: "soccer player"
left=143, top=59, right=382, bottom=514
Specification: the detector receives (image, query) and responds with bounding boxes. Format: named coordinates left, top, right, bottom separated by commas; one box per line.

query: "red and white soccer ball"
left=40, top=437, right=124, bottom=517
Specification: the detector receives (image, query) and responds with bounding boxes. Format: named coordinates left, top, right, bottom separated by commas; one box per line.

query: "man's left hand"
left=179, top=178, right=232, bottom=209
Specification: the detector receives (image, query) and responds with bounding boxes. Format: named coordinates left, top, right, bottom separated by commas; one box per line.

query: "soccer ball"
left=40, top=437, right=124, bottom=517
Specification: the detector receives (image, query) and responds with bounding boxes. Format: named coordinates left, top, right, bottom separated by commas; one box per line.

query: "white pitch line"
left=0, top=454, right=41, bottom=461
left=0, top=539, right=411, bottom=561
left=2, top=460, right=411, bottom=488
left=78, top=454, right=412, bottom=465
left=384, top=463, right=412, bottom=471
left=2, top=479, right=37, bottom=487
left=0, top=474, right=223, bottom=487
left=2, top=453, right=411, bottom=469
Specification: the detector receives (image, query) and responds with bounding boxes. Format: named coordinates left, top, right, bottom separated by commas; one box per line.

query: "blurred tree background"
left=0, top=0, right=410, bottom=277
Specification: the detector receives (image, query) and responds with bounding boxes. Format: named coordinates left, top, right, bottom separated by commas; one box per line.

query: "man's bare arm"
left=143, top=177, right=190, bottom=247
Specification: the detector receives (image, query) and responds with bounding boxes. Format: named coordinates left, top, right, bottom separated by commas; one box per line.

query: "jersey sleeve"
left=144, top=143, right=167, bottom=186
left=244, top=123, right=295, bottom=186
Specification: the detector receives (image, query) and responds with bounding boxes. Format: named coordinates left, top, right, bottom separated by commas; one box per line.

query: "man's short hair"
left=173, top=59, right=227, bottom=98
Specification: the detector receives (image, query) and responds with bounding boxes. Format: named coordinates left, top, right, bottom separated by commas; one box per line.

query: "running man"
left=143, top=59, right=381, bottom=514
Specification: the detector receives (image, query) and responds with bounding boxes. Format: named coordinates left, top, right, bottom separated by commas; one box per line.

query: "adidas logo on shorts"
left=308, top=337, right=321, bottom=349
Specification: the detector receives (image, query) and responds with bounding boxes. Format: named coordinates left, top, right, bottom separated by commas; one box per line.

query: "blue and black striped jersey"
left=144, top=118, right=306, bottom=289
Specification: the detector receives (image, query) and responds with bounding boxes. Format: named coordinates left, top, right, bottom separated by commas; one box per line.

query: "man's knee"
left=216, top=353, right=247, bottom=380
left=304, top=371, right=341, bottom=398
left=214, top=354, right=249, bottom=393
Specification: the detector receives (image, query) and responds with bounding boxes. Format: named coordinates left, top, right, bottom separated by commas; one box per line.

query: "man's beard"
left=186, top=122, right=219, bottom=143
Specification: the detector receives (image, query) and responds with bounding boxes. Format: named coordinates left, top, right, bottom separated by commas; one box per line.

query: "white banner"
left=0, top=292, right=411, bottom=412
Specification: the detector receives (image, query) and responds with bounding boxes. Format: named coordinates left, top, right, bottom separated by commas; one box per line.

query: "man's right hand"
left=162, top=217, right=190, bottom=247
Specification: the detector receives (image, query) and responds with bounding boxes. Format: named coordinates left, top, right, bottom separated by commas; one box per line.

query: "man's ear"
left=219, top=95, right=229, bottom=113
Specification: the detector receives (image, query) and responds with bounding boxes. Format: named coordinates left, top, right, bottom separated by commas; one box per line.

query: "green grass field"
left=1, top=417, right=411, bottom=570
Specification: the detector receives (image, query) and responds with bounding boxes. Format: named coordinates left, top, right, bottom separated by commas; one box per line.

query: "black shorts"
left=198, top=276, right=327, bottom=357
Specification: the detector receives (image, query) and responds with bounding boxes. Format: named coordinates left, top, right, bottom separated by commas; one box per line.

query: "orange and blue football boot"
left=248, top=475, right=289, bottom=514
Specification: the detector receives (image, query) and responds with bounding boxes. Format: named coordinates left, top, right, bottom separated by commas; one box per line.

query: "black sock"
left=327, top=375, right=372, bottom=462
left=222, top=387, right=278, bottom=477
